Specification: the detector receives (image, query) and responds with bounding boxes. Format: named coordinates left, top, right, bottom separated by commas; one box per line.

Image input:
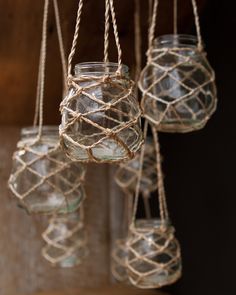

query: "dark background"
left=0, top=0, right=235, bottom=294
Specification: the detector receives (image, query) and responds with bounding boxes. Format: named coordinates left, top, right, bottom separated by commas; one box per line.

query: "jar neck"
left=74, top=62, right=129, bottom=78
left=154, top=34, right=202, bottom=49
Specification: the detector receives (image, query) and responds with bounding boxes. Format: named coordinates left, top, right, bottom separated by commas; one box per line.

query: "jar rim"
left=135, top=218, right=171, bottom=229
left=154, top=34, right=203, bottom=48
left=21, top=125, right=59, bottom=136
left=74, top=62, right=129, bottom=74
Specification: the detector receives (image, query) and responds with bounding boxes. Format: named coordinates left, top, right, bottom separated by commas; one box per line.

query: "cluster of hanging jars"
left=7, top=0, right=217, bottom=289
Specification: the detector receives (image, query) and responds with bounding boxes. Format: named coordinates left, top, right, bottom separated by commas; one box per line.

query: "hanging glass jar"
left=42, top=208, right=88, bottom=268
left=139, top=34, right=217, bottom=132
left=60, top=62, right=143, bottom=163
left=8, top=126, right=86, bottom=214
left=126, top=219, right=182, bottom=289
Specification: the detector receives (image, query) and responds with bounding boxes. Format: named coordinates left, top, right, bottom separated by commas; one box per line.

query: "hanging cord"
left=151, top=126, right=169, bottom=224
left=191, top=0, right=203, bottom=51
left=35, top=0, right=49, bottom=140
left=104, top=0, right=110, bottom=63
left=108, top=0, right=122, bottom=73
left=131, top=120, right=148, bottom=225
left=67, top=0, right=122, bottom=78
left=148, top=0, right=153, bottom=27
left=67, top=0, right=84, bottom=77
left=147, top=0, right=159, bottom=62
left=53, top=0, right=67, bottom=92
left=173, top=0, right=178, bottom=35
left=134, top=0, right=142, bottom=88
left=33, top=46, right=43, bottom=127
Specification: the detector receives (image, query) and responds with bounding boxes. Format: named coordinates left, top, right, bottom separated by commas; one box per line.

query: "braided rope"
left=104, top=0, right=110, bottom=63
left=173, top=0, right=178, bottom=35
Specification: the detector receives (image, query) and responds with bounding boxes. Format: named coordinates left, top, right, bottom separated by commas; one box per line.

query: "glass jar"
left=127, top=219, right=182, bottom=288
left=139, top=35, right=217, bottom=133
left=8, top=126, right=86, bottom=214
left=42, top=210, right=88, bottom=268
left=60, top=62, right=143, bottom=162
left=115, top=137, right=157, bottom=197
left=111, top=238, right=129, bottom=283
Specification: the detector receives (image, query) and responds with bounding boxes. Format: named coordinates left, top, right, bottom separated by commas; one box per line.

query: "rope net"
left=42, top=208, right=88, bottom=267
left=8, top=127, right=86, bottom=214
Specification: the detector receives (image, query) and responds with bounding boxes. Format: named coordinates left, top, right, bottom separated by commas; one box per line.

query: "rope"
left=53, top=0, right=67, bottom=91
left=104, top=0, right=110, bottom=63
left=109, top=0, right=122, bottom=73
left=36, top=0, right=49, bottom=140
left=151, top=126, right=169, bottom=223
left=173, top=0, right=178, bottom=35
left=67, top=0, right=84, bottom=77
left=148, top=0, right=159, bottom=62
left=191, top=0, right=203, bottom=51
left=134, top=0, right=142, bottom=86
left=131, top=120, right=148, bottom=225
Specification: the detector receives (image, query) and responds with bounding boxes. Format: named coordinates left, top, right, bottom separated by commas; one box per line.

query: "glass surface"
left=140, top=34, right=217, bottom=133
left=127, top=219, right=182, bottom=288
left=60, top=62, right=143, bottom=162
left=8, top=126, right=86, bottom=214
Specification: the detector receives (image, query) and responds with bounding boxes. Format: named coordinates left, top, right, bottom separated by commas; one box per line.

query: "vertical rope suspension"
left=104, top=0, right=110, bottom=63
left=191, top=0, right=203, bottom=51
left=173, top=0, right=178, bottom=35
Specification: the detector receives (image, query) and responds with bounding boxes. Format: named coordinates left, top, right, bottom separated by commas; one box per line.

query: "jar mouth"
left=135, top=218, right=171, bottom=229
left=74, top=62, right=129, bottom=76
left=154, top=34, right=203, bottom=49
left=21, top=125, right=59, bottom=137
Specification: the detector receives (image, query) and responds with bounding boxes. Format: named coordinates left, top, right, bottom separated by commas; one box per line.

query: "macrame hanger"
left=173, top=0, right=178, bottom=35
left=131, top=120, right=148, bottom=226
left=191, top=0, right=203, bottom=51
left=151, top=126, right=169, bottom=226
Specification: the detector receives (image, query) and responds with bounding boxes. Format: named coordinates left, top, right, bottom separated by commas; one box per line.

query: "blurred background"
left=0, top=0, right=235, bottom=294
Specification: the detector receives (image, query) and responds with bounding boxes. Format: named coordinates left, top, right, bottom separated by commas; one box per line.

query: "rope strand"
left=191, top=0, right=203, bottom=51
left=53, top=0, right=67, bottom=92
left=173, top=0, right=178, bottom=35
left=148, top=0, right=159, bottom=62
left=104, top=0, right=110, bottom=63
left=131, top=120, right=148, bottom=225
left=36, top=0, right=49, bottom=139
left=67, top=0, right=84, bottom=77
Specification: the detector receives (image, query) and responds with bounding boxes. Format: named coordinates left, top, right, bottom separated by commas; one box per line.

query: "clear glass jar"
left=60, top=62, right=143, bottom=162
left=42, top=210, right=88, bottom=268
left=127, top=219, right=182, bottom=288
left=8, top=126, right=86, bottom=214
left=139, top=35, right=217, bottom=133
left=115, top=137, right=157, bottom=197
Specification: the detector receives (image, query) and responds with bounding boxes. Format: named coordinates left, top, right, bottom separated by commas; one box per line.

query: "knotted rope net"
left=59, top=0, right=142, bottom=163
left=126, top=121, right=182, bottom=289
left=8, top=0, right=86, bottom=214
left=139, top=0, right=217, bottom=133
left=42, top=207, right=88, bottom=267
